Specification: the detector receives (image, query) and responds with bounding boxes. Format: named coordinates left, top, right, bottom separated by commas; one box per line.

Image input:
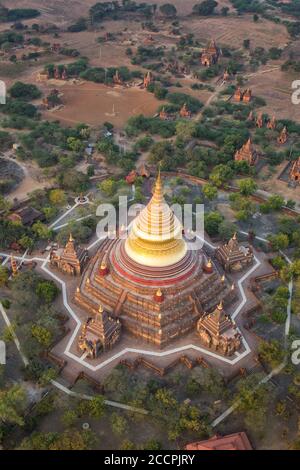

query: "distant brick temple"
left=234, top=138, right=258, bottom=166
left=143, top=71, right=152, bottom=88
left=78, top=304, right=121, bottom=358
left=216, top=233, right=254, bottom=273
left=50, top=234, right=89, bottom=276
left=233, top=88, right=252, bottom=103
left=201, top=40, right=220, bottom=66
left=277, top=126, right=288, bottom=145
left=267, top=115, right=276, bottom=130
left=179, top=103, right=192, bottom=118
left=75, top=172, right=235, bottom=351
left=290, top=157, right=300, bottom=183
left=197, top=301, right=241, bottom=356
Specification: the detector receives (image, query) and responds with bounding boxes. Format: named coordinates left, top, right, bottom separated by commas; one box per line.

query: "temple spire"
left=125, top=167, right=187, bottom=267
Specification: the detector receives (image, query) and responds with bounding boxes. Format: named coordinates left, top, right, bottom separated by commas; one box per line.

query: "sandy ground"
left=43, top=82, right=164, bottom=128
left=246, top=67, right=300, bottom=121
left=183, top=15, right=289, bottom=49
left=257, top=160, right=300, bottom=206
left=1, top=153, right=52, bottom=202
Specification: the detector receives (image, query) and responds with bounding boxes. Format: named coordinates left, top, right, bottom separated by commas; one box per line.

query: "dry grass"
left=42, top=81, right=163, bottom=128
left=182, top=15, right=289, bottom=49
left=246, top=68, right=300, bottom=121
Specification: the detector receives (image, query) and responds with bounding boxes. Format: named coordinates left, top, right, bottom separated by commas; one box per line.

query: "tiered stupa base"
left=75, top=238, right=235, bottom=349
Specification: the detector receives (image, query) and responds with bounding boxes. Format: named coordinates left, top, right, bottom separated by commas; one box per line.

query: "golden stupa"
left=125, top=169, right=187, bottom=267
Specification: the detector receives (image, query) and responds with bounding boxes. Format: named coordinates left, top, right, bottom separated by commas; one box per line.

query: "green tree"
left=204, top=211, right=223, bottom=236
left=159, top=3, right=177, bottom=17
left=258, top=340, right=285, bottom=369
left=19, top=235, right=34, bottom=250
left=175, top=120, right=196, bottom=142
left=32, top=221, right=52, bottom=240
left=233, top=374, right=272, bottom=433
left=36, top=280, right=59, bottom=303
left=0, top=385, right=26, bottom=426
left=238, top=178, right=257, bottom=196
left=268, top=233, right=289, bottom=251
left=0, top=266, right=9, bottom=287
left=31, top=324, right=52, bottom=347
left=193, top=0, right=218, bottom=16
left=99, top=178, right=117, bottom=197
left=9, top=81, right=41, bottom=100
left=49, top=189, right=67, bottom=206
left=202, top=183, right=218, bottom=201
left=88, top=395, right=105, bottom=419
left=111, top=412, right=128, bottom=436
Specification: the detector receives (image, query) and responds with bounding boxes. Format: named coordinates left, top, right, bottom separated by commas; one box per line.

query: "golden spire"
left=217, top=300, right=223, bottom=310
left=98, top=304, right=104, bottom=313
left=125, top=170, right=187, bottom=267
left=69, top=233, right=74, bottom=242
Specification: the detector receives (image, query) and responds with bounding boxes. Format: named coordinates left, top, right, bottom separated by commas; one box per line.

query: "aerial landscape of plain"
left=0, top=0, right=300, bottom=454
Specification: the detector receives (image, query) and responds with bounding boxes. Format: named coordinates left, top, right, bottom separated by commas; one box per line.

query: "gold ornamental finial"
left=156, top=288, right=162, bottom=297
left=217, top=300, right=223, bottom=310
left=69, top=233, right=74, bottom=242
left=207, top=258, right=212, bottom=268
left=101, top=261, right=107, bottom=270
left=99, top=304, right=104, bottom=313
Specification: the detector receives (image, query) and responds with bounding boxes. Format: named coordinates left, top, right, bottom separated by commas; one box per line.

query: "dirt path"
left=2, top=152, right=52, bottom=202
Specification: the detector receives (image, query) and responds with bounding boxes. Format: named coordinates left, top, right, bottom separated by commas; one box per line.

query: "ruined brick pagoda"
left=234, top=138, right=258, bottom=166
left=290, top=157, right=300, bottom=183
left=201, top=40, right=220, bottom=67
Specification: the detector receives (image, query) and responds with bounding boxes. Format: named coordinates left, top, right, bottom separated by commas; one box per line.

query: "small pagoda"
left=267, top=115, right=276, bottom=130
left=179, top=103, right=192, bottom=118
left=233, top=87, right=243, bottom=102
left=159, top=107, right=169, bottom=120
left=216, top=233, right=254, bottom=273
left=143, top=71, right=152, bottom=88
left=277, top=126, right=288, bottom=144
left=54, top=67, right=60, bottom=80
left=290, top=157, right=300, bottom=183
left=201, top=40, right=219, bottom=67
left=78, top=304, right=121, bottom=358
left=197, top=301, right=241, bottom=356
left=113, top=70, right=123, bottom=85
left=242, top=89, right=252, bottom=103
left=234, top=138, right=258, bottom=166
left=223, top=69, right=230, bottom=82
left=256, top=112, right=263, bottom=128
left=247, top=110, right=254, bottom=122
left=50, top=234, right=89, bottom=276
left=61, top=68, right=68, bottom=80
